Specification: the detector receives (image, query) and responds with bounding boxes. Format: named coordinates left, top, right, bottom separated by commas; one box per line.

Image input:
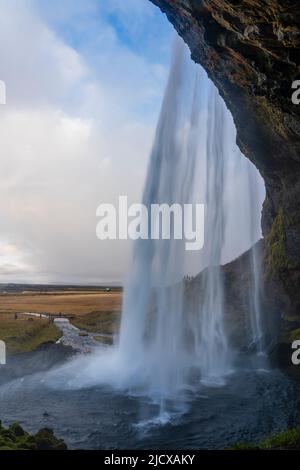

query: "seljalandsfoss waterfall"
left=42, top=39, right=267, bottom=407
left=117, top=38, right=265, bottom=402
left=5, top=37, right=300, bottom=452
left=2, top=0, right=300, bottom=452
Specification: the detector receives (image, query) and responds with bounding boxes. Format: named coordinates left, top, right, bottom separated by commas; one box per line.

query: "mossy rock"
left=283, top=327, right=300, bottom=343
left=9, top=422, right=26, bottom=437
left=30, top=428, right=67, bottom=450
left=0, top=421, right=67, bottom=450
left=260, top=428, right=300, bottom=449
left=230, top=442, right=259, bottom=450
left=265, top=207, right=289, bottom=276
left=230, top=427, right=300, bottom=450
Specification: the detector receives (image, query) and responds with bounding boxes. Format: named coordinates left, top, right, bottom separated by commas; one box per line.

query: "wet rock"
left=243, top=25, right=259, bottom=40
left=0, top=422, right=67, bottom=450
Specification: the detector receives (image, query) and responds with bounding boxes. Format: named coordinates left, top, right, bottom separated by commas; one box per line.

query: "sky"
left=0, top=0, right=174, bottom=284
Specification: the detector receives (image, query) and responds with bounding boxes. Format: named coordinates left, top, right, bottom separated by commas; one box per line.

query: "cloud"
left=0, top=241, right=32, bottom=277
left=0, top=0, right=172, bottom=283
left=0, top=264, right=25, bottom=276
left=0, top=0, right=88, bottom=109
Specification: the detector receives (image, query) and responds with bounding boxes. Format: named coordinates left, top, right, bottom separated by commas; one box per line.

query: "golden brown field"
left=0, top=291, right=122, bottom=315
left=0, top=288, right=123, bottom=354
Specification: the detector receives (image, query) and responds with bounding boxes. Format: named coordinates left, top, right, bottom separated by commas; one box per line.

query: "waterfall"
left=117, top=38, right=265, bottom=401
left=247, top=165, right=266, bottom=356
left=57, top=38, right=265, bottom=411
left=118, top=40, right=204, bottom=400
left=26, top=35, right=270, bottom=438
left=249, top=243, right=265, bottom=354
left=195, top=86, right=232, bottom=384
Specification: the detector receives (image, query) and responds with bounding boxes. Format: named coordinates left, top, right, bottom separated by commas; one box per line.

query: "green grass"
left=265, top=207, right=288, bottom=276
left=230, top=428, right=300, bottom=450
left=71, top=310, right=120, bottom=335
left=284, top=328, right=300, bottom=343
left=261, top=428, right=300, bottom=449
left=93, top=334, right=113, bottom=345
left=0, top=314, right=61, bottom=354
left=0, top=421, right=67, bottom=450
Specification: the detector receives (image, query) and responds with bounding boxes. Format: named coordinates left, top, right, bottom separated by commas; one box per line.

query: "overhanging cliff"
left=150, top=0, right=300, bottom=322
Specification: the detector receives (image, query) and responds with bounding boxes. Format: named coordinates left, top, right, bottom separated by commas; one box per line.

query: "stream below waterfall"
left=0, top=344, right=300, bottom=449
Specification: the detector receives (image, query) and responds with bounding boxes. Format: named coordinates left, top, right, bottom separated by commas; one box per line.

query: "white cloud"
left=0, top=0, right=171, bottom=283
left=0, top=0, right=88, bottom=109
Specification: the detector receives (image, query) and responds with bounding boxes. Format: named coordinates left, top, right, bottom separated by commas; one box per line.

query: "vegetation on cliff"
left=265, top=207, right=288, bottom=276
left=231, top=427, right=300, bottom=450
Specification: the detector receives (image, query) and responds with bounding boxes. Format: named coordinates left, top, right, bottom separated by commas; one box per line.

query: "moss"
left=283, top=327, right=300, bottom=343
left=230, top=442, right=259, bottom=450
left=230, top=427, right=300, bottom=450
left=0, top=421, right=67, bottom=450
left=30, top=428, right=67, bottom=450
left=282, top=313, right=300, bottom=322
left=9, top=422, right=26, bottom=437
left=265, top=207, right=289, bottom=276
left=255, top=96, right=287, bottom=139
left=287, top=214, right=300, bottom=227
left=260, top=428, right=300, bottom=449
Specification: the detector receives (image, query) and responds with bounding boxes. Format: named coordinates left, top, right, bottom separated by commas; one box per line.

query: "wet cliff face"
left=185, top=240, right=281, bottom=352
left=150, top=0, right=300, bottom=321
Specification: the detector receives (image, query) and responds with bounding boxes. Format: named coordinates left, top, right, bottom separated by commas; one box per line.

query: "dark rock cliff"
left=185, top=240, right=280, bottom=352
left=150, top=0, right=300, bottom=336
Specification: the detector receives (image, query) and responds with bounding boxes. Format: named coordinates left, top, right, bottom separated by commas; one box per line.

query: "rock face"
left=185, top=240, right=281, bottom=352
left=150, top=1, right=300, bottom=329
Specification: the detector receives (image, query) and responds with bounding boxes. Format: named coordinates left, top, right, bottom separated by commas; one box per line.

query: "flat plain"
left=0, top=286, right=122, bottom=353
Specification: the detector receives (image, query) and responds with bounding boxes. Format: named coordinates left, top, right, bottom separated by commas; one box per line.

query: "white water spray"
left=247, top=166, right=266, bottom=355
left=116, top=38, right=265, bottom=399
left=118, top=40, right=204, bottom=399
left=43, top=39, right=265, bottom=411
left=193, top=86, right=232, bottom=383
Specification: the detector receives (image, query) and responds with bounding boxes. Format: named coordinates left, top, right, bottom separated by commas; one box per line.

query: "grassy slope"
left=0, top=290, right=122, bottom=354
left=0, top=314, right=61, bottom=354
left=71, top=310, right=120, bottom=334
left=0, top=422, right=67, bottom=450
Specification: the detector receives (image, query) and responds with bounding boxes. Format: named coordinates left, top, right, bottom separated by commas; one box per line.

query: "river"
left=0, top=341, right=300, bottom=449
